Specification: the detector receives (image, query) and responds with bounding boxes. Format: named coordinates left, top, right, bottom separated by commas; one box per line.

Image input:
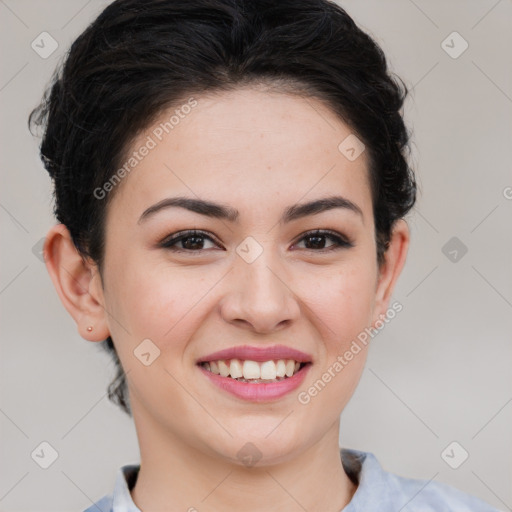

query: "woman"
left=30, top=0, right=502, bottom=510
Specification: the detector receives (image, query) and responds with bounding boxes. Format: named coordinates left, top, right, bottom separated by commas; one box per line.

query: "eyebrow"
left=138, top=195, right=363, bottom=225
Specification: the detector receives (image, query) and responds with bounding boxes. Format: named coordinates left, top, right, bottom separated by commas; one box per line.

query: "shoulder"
left=386, top=469, right=502, bottom=511
left=341, top=448, right=503, bottom=512
left=82, top=494, right=113, bottom=512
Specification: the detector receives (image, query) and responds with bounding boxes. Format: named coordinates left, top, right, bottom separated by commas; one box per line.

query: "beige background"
left=1, top=0, right=511, bottom=510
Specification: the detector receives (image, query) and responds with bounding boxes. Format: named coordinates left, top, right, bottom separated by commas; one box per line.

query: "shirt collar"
left=340, top=448, right=398, bottom=510
left=111, top=448, right=385, bottom=511
left=112, top=464, right=141, bottom=511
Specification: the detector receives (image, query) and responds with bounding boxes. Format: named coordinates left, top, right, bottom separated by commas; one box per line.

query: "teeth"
left=229, top=359, right=243, bottom=379
left=201, top=358, right=304, bottom=381
left=218, top=360, right=230, bottom=377
left=260, top=361, right=276, bottom=380
left=243, top=360, right=260, bottom=379
left=276, top=360, right=286, bottom=378
left=209, top=361, right=219, bottom=375
left=285, top=360, right=295, bottom=377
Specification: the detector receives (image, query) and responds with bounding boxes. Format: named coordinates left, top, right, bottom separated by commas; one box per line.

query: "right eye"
left=159, top=230, right=221, bottom=253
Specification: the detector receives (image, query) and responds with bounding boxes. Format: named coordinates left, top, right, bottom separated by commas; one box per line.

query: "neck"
left=130, top=408, right=357, bottom=512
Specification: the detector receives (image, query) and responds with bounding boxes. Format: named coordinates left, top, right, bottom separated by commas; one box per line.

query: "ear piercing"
left=87, top=326, right=93, bottom=332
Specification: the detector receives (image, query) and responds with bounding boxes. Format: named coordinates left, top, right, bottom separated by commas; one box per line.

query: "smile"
left=200, top=358, right=305, bottom=382
left=196, top=344, right=313, bottom=401
left=197, top=361, right=312, bottom=402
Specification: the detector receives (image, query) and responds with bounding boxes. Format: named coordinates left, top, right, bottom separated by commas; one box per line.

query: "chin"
left=208, top=428, right=308, bottom=468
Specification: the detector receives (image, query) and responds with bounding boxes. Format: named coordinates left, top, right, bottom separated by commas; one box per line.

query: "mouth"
left=198, top=358, right=309, bottom=383
left=196, top=345, right=313, bottom=402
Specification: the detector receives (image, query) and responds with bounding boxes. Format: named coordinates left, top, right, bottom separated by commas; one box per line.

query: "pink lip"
left=197, top=344, right=313, bottom=364
left=198, top=363, right=312, bottom=402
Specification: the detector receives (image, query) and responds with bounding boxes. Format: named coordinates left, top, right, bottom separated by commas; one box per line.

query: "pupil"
left=306, top=235, right=325, bottom=249
left=183, top=236, right=203, bottom=250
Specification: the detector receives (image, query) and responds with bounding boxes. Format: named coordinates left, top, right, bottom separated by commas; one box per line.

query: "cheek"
left=304, top=263, right=377, bottom=345
left=294, top=268, right=374, bottom=428
left=120, top=267, right=207, bottom=339
left=100, top=251, right=175, bottom=346
left=102, top=263, right=207, bottom=400
left=108, top=256, right=230, bottom=363
left=297, top=267, right=375, bottom=413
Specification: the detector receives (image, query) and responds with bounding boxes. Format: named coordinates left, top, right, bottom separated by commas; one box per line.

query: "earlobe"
left=373, top=219, right=410, bottom=322
left=43, top=223, right=110, bottom=342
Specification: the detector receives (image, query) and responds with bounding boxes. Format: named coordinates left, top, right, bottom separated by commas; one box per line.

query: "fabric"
left=83, top=448, right=503, bottom=511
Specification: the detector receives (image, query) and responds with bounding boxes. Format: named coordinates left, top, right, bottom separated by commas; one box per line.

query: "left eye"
left=159, top=229, right=352, bottom=253
left=292, top=230, right=353, bottom=251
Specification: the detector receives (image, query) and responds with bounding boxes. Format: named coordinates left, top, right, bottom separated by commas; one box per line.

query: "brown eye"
left=160, top=230, right=219, bottom=252
left=293, top=230, right=353, bottom=252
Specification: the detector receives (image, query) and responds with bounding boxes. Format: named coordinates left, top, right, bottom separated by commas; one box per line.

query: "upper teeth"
left=202, top=359, right=302, bottom=380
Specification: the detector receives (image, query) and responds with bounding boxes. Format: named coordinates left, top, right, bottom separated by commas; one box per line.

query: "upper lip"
left=197, top=345, right=313, bottom=364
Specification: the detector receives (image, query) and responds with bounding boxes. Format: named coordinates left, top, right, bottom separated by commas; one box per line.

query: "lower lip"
left=198, top=364, right=312, bottom=402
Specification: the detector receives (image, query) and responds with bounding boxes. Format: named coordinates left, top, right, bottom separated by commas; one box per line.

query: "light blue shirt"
left=83, top=448, right=503, bottom=511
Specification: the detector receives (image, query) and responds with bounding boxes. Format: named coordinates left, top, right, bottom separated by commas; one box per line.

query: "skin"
left=44, top=86, right=409, bottom=511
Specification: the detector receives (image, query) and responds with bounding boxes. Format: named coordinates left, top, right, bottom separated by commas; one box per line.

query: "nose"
left=219, top=250, right=300, bottom=334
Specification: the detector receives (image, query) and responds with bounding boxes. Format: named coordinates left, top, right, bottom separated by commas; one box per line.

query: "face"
left=87, top=87, right=405, bottom=465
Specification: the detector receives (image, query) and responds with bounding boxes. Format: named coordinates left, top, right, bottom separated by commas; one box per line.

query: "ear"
left=43, top=223, right=110, bottom=342
left=372, top=219, right=410, bottom=323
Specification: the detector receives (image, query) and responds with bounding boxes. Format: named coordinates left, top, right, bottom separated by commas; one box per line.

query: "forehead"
left=108, top=87, right=373, bottom=224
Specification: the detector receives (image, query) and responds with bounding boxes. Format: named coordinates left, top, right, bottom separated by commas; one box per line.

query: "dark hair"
left=29, top=0, right=416, bottom=417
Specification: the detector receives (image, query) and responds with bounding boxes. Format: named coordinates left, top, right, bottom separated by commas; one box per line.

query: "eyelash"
left=159, top=229, right=353, bottom=254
